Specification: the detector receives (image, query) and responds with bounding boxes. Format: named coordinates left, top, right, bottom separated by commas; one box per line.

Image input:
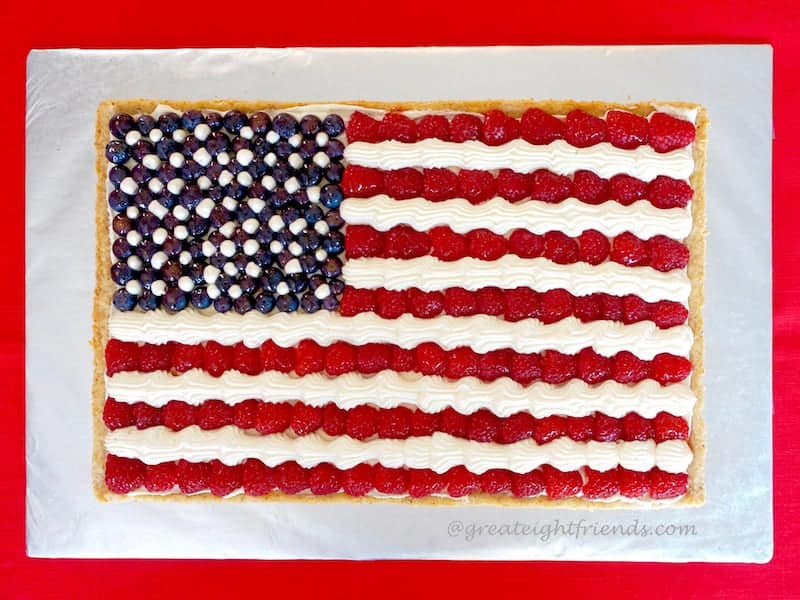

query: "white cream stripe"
left=343, top=256, right=690, bottom=304
left=106, top=370, right=697, bottom=419
left=108, top=311, right=693, bottom=359
left=105, top=427, right=693, bottom=474
left=344, top=139, right=694, bottom=181
left=341, top=196, right=692, bottom=240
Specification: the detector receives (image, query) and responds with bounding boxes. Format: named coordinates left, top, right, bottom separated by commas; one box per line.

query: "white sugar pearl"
left=174, top=225, right=189, bottom=240
left=228, top=284, right=242, bottom=300
left=222, top=196, right=238, bottom=211
left=314, top=220, right=329, bottom=235
left=315, top=131, right=329, bottom=147
left=203, top=265, right=220, bottom=284
left=248, top=197, right=266, bottom=213
left=288, top=242, right=303, bottom=256
left=152, top=227, right=168, bottom=245
left=315, top=248, right=328, bottom=262
left=151, top=251, right=168, bottom=270
left=237, top=171, right=253, bottom=187
left=172, top=128, right=188, bottom=143
left=125, top=130, right=142, bottom=146
left=261, top=175, right=277, bottom=191
left=276, top=281, right=290, bottom=295
left=288, top=133, right=303, bottom=148
left=120, top=177, right=138, bottom=196
left=223, top=261, right=238, bottom=276
left=219, top=221, right=236, bottom=238
left=194, top=123, right=211, bottom=141
left=285, top=258, right=302, bottom=274
left=178, top=276, right=195, bottom=292
left=151, top=280, right=167, bottom=296
left=245, top=262, right=261, bottom=278
left=196, top=198, right=215, bottom=219
left=288, top=153, right=304, bottom=170
left=169, top=152, right=185, bottom=168
left=142, top=154, right=161, bottom=170
left=289, top=218, right=307, bottom=235
left=197, top=175, right=212, bottom=191
left=264, top=152, right=277, bottom=167
left=126, top=205, right=140, bottom=219
left=167, top=178, right=185, bottom=195
left=125, top=158, right=137, bottom=169
left=148, top=200, right=168, bottom=220
left=269, top=240, right=283, bottom=254
left=126, top=230, right=142, bottom=247
left=314, top=283, right=331, bottom=300
left=266, top=131, right=280, bottom=144
left=236, top=148, right=254, bottom=166
left=149, top=128, right=163, bottom=143
left=242, top=218, right=260, bottom=234
left=173, top=204, right=190, bottom=221
left=202, top=240, right=217, bottom=257
left=240, top=125, right=254, bottom=140
left=220, top=239, right=236, bottom=257
left=268, top=214, right=284, bottom=232
left=243, top=239, right=260, bottom=256
left=285, top=177, right=300, bottom=194
left=306, top=186, right=321, bottom=203
left=127, top=255, right=143, bottom=271
left=193, top=147, right=212, bottom=167
left=148, top=178, right=164, bottom=194
left=218, top=171, right=234, bottom=187
left=217, top=152, right=231, bottom=166
left=313, top=152, right=330, bottom=168
left=179, top=250, right=192, bottom=265
left=207, top=284, right=221, bottom=300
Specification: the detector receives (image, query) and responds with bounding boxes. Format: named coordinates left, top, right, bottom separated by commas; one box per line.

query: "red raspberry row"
left=106, top=454, right=689, bottom=500
left=345, top=224, right=689, bottom=272
left=105, top=339, right=692, bottom=385
left=340, top=286, right=688, bottom=329
left=346, top=109, right=695, bottom=153
left=342, top=165, right=693, bottom=209
left=103, top=397, right=689, bottom=445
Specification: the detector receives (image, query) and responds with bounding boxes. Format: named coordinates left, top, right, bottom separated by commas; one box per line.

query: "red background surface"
left=4, top=0, right=797, bottom=597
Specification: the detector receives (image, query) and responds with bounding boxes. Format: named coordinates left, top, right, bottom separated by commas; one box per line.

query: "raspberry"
left=444, top=287, right=478, bottom=316
left=654, top=412, right=690, bottom=442
left=294, top=339, right=325, bottom=376
left=377, top=406, right=412, bottom=439
left=599, top=293, right=624, bottom=321
left=344, top=225, right=384, bottom=259
left=541, top=465, right=582, bottom=499
left=383, top=168, right=423, bottom=199
left=478, top=349, right=512, bottom=382
left=138, top=343, right=172, bottom=372
left=379, top=112, right=417, bottom=142
left=476, top=287, right=506, bottom=315
left=534, top=415, right=567, bottom=444
left=543, top=231, right=579, bottom=264
left=520, top=108, right=563, bottom=144
left=324, top=341, right=356, bottom=376
left=342, top=463, right=374, bottom=496
left=105, top=455, right=145, bottom=494
left=649, top=469, right=689, bottom=499
left=411, top=410, right=439, bottom=436
left=539, top=288, right=573, bottom=324
left=233, top=399, right=260, bottom=429
left=171, top=343, right=204, bottom=372
left=508, top=230, right=544, bottom=259
left=383, top=225, right=430, bottom=259
left=496, top=169, right=531, bottom=201
left=308, top=463, right=342, bottom=495
left=593, top=413, right=622, bottom=442
left=606, top=110, right=649, bottom=149
left=276, top=461, right=309, bottom=494
left=346, top=111, right=381, bottom=143
left=417, top=115, right=450, bottom=140
left=440, top=407, right=469, bottom=437
left=232, top=342, right=261, bottom=375
left=511, top=470, right=545, bottom=497
left=450, top=113, right=483, bottom=142
left=208, top=460, right=242, bottom=497
left=576, top=348, right=612, bottom=384
left=346, top=405, right=378, bottom=440
left=582, top=468, right=620, bottom=499
left=648, top=176, right=692, bottom=209
left=649, top=235, right=689, bottom=272
left=620, top=294, right=648, bottom=324
left=498, top=412, right=536, bottom=444
left=468, top=409, right=500, bottom=442
left=482, top=110, right=519, bottom=146
left=578, top=229, right=610, bottom=265
left=254, top=402, right=291, bottom=434
left=429, top=226, right=467, bottom=261
left=480, top=469, right=512, bottom=494
left=531, top=169, right=572, bottom=202
left=176, top=460, right=209, bottom=494
left=260, top=340, right=294, bottom=373
left=341, top=165, right=384, bottom=197
left=133, top=402, right=161, bottom=429
left=203, top=341, right=232, bottom=377
left=467, top=229, right=506, bottom=260
left=339, top=287, right=375, bottom=316
left=445, top=346, right=479, bottom=379
left=374, top=465, right=408, bottom=494
left=458, top=170, right=496, bottom=204
left=611, top=232, right=650, bottom=266
left=622, top=413, right=655, bottom=441
left=609, top=174, right=648, bottom=205
left=356, top=343, right=391, bottom=374
left=613, top=351, right=650, bottom=383
left=446, top=466, right=480, bottom=497
left=161, top=400, right=196, bottom=431
left=573, top=170, right=610, bottom=204
left=197, top=399, right=233, bottom=430
left=105, top=340, right=139, bottom=375
left=574, top=294, right=602, bottom=322
left=407, top=288, right=444, bottom=319
left=291, top=402, right=323, bottom=436
left=651, top=353, right=692, bottom=384
left=408, top=469, right=445, bottom=497
left=144, top=461, right=177, bottom=492
left=541, top=350, right=576, bottom=384
left=374, top=288, right=408, bottom=320
left=565, top=416, right=594, bottom=441
left=510, top=353, right=542, bottom=384
left=242, top=459, right=276, bottom=496
left=422, top=168, right=458, bottom=201
left=390, top=346, right=417, bottom=371
left=648, top=113, right=695, bottom=153
left=415, top=342, right=447, bottom=376
left=103, top=398, right=134, bottom=430
left=619, top=468, right=650, bottom=498
left=504, top=287, right=540, bottom=322
left=650, top=301, right=689, bottom=329
left=564, top=110, right=606, bottom=147
left=321, top=403, right=347, bottom=436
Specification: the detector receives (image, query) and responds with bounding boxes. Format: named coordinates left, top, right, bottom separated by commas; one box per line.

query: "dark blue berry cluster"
left=105, top=108, right=348, bottom=314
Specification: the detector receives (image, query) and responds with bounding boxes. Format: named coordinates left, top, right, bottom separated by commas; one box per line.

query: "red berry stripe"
left=345, top=224, right=689, bottom=272
left=346, top=109, right=695, bottom=153
left=105, top=454, right=689, bottom=500
left=106, top=339, right=692, bottom=385
left=342, top=166, right=693, bottom=209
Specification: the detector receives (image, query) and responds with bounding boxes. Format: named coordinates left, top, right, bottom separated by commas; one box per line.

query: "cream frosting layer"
left=341, top=196, right=692, bottom=240
left=105, top=427, right=692, bottom=474
left=108, top=311, right=693, bottom=359
left=106, top=369, right=696, bottom=419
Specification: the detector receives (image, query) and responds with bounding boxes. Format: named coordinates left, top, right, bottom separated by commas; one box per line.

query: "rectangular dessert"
left=94, top=99, right=707, bottom=507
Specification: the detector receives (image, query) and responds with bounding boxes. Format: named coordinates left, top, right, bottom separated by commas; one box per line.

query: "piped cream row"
left=106, top=369, right=697, bottom=419
left=105, top=427, right=693, bottom=474
left=107, top=311, right=693, bottom=359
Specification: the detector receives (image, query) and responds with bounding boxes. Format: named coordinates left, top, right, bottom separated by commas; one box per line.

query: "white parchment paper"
left=25, top=46, right=773, bottom=561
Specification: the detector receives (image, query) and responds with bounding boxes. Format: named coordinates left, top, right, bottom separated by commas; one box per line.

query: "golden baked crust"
left=93, top=99, right=707, bottom=507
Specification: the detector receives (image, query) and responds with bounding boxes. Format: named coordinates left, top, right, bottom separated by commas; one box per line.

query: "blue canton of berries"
left=106, top=109, right=348, bottom=314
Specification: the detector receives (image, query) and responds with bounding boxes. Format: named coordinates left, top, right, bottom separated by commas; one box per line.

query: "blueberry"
left=276, top=230, right=293, bottom=246
left=272, top=163, right=291, bottom=184
left=157, top=112, right=181, bottom=135
left=320, top=184, right=343, bottom=209
left=281, top=206, right=300, bottom=225
left=136, top=240, right=158, bottom=261
left=274, top=141, right=293, bottom=160
left=138, top=291, right=159, bottom=311
left=275, top=293, right=299, bottom=312
left=112, top=288, right=137, bottom=311
left=131, top=164, right=151, bottom=185
left=300, top=165, right=324, bottom=187
left=206, top=164, right=224, bottom=182
left=206, top=112, right=223, bottom=131
left=232, top=228, right=249, bottom=248
left=291, top=189, right=310, bottom=206
left=321, top=295, right=339, bottom=311
left=135, top=190, right=154, bottom=209
left=276, top=249, right=293, bottom=268
left=269, top=189, right=290, bottom=209
left=105, top=140, right=129, bottom=165
left=323, top=231, right=344, bottom=255
left=254, top=292, right=275, bottom=313
left=236, top=203, right=256, bottom=223
left=109, top=165, right=128, bottom=188
left=321, top=256, right=343, bottom=278
left=233, top=296, right=253, bottom=314
left=325, top=139, right=345, bottom=160
left=109, top=113, right=135, bottom=140
left=137, top=114, right=156, bottom=135
left=263, top=268, right=284, bottom=292
left=157, top=164, right=178, bottom=184
left=181, top=110, right=204, bottom=131
left=325, top=163, right=344, bottom=184
left=252, top=137, right=270, bottom=158
left=233, top=252, right=249, bottom=270
left=188, top=241, right=204, bottom=259
left=187, top=262, right=205, bottom=285
left=110, top=261, right=134, bottom=285
left=209, top=205, right=230, bottom=228
left=161, top=261, right=182, bottom=285
left=163, top=287, right=188, bottom=311
left=206, top=132, right=229, bottom=156
left=229, top=161, right=245, bottom=175
left=163, top=237, right=183, bottom=257
left=131, top=139, right=154, bottom=162
left=139, top=268, right=158, bottom=288
left=253, top=248, right=272, bottom=268
left=272, top=113, right=298, bottom=139
left=297, top=230, right=320, bottom=251
left=300, top=292, right=321, bottom=313
left=329, top=278, right=345, bottom=296
left=182, top=135, right=202, bottom=156
left=308, top=274, right=326, bottom=290
left=191, top=286, right=212, bottom=309
left=298, top=139, right=317, bottom=160
left=304, top=205, right=323, bottom=224
left=255, top=224, right=272, bottom=245
left=247, top=160, right=268, bottom=179
left=208, top=231, right=225, bottom=247
left=182, top=159, right=204, bottom=181
left=137, top=212, right=160, bottom=237
left=223, top=110, right=248, bottom=134
left=180, top=187, right=203, bottom=210
left=159, top=193, right=176, bottom=210
left=325, top=210, right=344, bottom=229
left=249, top=182, right=268, bottom=201
left=287, top=274, right=308, bottom=293
left=239, top=275, right=256, bottom=294
left=322, top=114, right=345, bottom=137
left=227, top=182, right=247, bottom=200
left=249, top=112, right=271, bottom=135
left=216, top=274, right=234, bottom=293
left=108, top=190, right=129, bottom=212
left=156, top=138, right=178, bottom=160
left=300, top=115, right=321, bottom=137
left=213, top=296, right=233, bottom=313
left=112, top=214, right=133, bottom=236
left=231, top=136, right=250, bottom=153
left=210, top=252, right=227, bottom=269
left=187, top=215, right=209, bottom=237
left=112, top=238, right=132, bottom=259
left=299, top=254, right=318, bottom=273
